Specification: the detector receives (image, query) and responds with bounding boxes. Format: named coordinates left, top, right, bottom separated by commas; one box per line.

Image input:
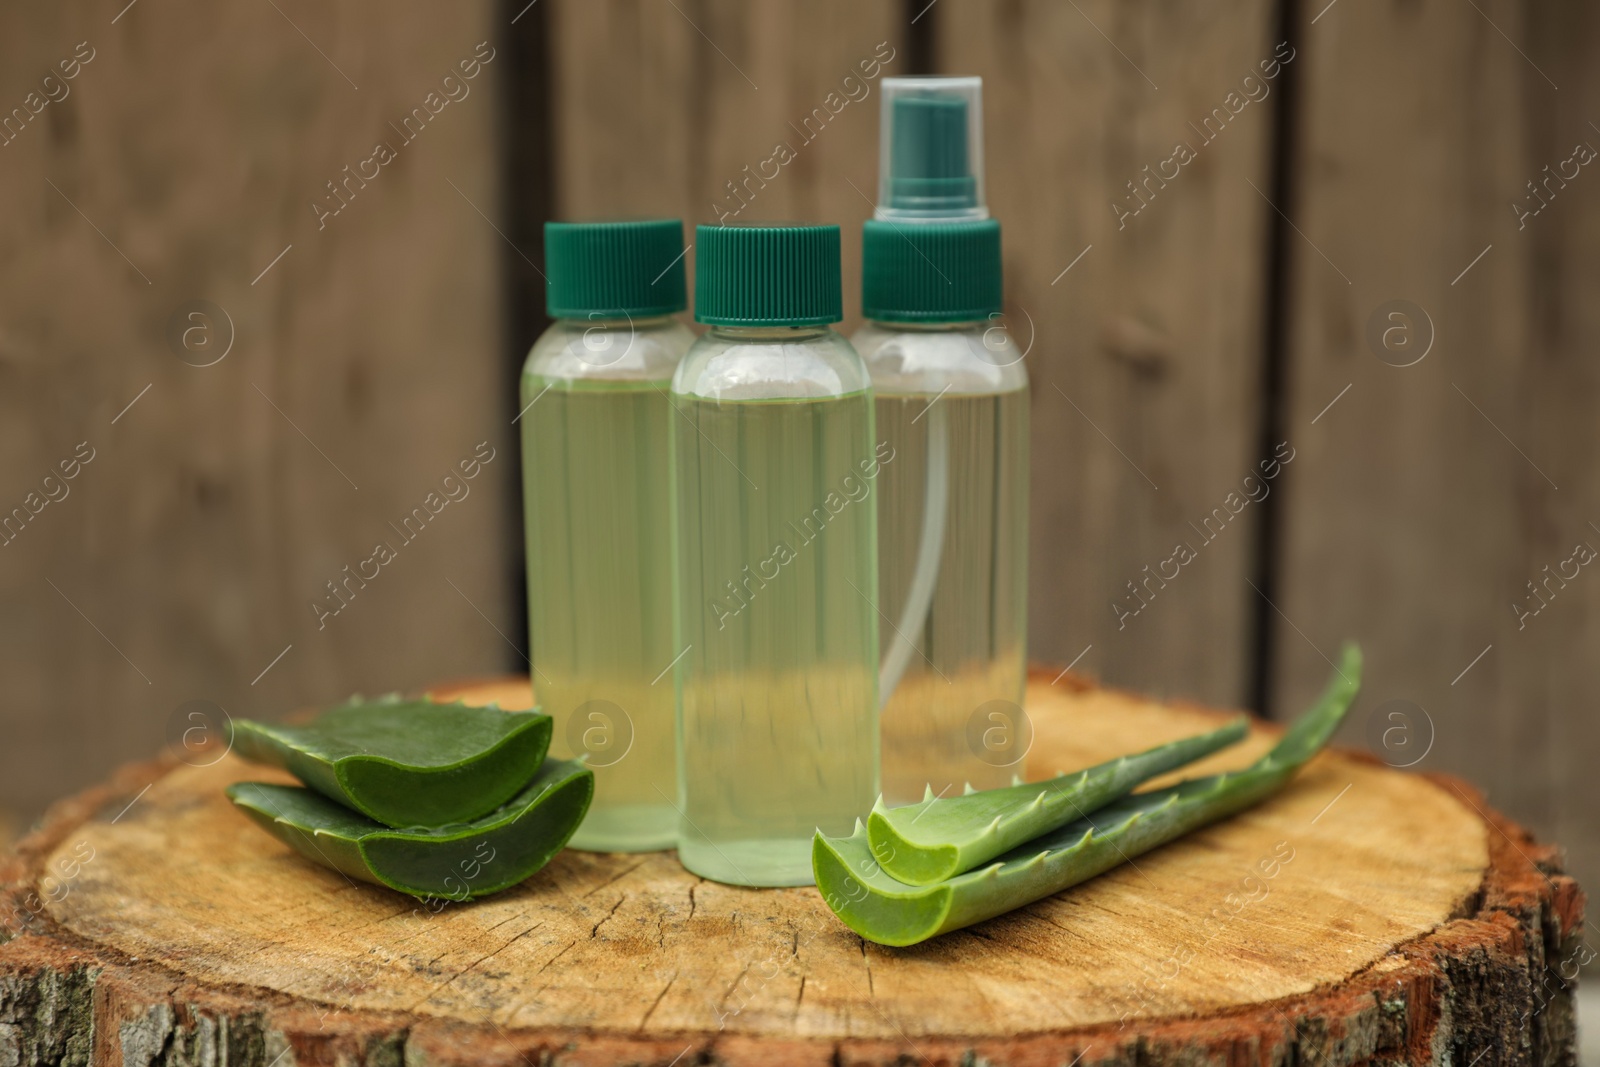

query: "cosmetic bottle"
left=672, top=223, right=880, bottom=886
left=854, top=78, right=1030, bottom=804
left=521, top=219, right=691, bottom=851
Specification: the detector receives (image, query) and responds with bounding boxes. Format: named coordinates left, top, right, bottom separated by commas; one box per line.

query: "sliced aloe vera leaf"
left=230, top=697, right=552, bottom=828
left=815, top=643, right=1361, bottom=947
left=227, top=758, right=592, bottom=899
left=868, top=717, right=1249, bottom=885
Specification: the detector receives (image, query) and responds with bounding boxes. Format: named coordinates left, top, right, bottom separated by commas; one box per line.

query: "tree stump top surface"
left=0, top=672, right=1582, bottom=1066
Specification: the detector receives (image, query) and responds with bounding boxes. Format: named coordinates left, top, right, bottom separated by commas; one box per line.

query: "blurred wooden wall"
left=0, top=2, right=517, bottom=826
left=2, top=0, right=1597, bottom=900
left=1272, top=0, right=1600, bottom=896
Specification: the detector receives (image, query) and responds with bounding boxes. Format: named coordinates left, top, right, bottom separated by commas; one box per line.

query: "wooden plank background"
left=1, top=0, right=1596, bottom=903
left=0, top=2, right=513, bottom=826
left=1271, top=0, right=1600, bottom=897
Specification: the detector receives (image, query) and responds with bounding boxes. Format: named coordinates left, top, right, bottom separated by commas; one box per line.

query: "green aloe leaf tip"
left=815, top=642, right=1362, bottom=947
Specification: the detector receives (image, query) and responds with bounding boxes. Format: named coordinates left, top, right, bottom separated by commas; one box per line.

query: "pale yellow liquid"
left=671, top=392, right=879, bottom=885
left=521, top=377, right=677, bottom=851
left=875, top=389, right=1029, bottom=805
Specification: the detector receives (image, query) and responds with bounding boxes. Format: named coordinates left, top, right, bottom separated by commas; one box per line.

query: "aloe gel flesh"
left=858, top=76, right=1029, bottom=804
left=521, top=220, right=691, bottom=852
left=672, top=224, right=879, bottom=887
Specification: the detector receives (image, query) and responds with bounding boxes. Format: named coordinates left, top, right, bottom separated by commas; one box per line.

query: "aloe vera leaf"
left=868, top=717, right=1249, bottom=885
left=227, top=758, right=592, bottom=899
left=230, top=697, right=552, bottom=828
left=815, top=643, right=1361, bottom=947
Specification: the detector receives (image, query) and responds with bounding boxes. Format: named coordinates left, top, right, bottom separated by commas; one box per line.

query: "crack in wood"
left=581, top=859, right=648, bottom=898
left=857, top=937, right=874, bottom=999
left=589, top=895, right=625, bottom=939
left=638, top=972, right=676, bottom=1031
left=403, top=922, right=543, bottom=1014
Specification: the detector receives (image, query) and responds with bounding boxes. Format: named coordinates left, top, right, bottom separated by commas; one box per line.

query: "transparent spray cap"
left=875, top=76, right=987, bottom=222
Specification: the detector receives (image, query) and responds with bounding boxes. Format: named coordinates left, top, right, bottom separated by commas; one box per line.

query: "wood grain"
left=0, top=4, right=513, bottom=830
left=1, top=672, right=1580, bottom=1065
left=939, top=0, right=1281, bottom=708
left=1268, top=0, right=1600, bottom=898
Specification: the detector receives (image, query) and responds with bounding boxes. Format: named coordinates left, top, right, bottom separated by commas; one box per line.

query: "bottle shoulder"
left=852, top=322, right=1028, bottom=395
left=672, top=327, right=872, bottom=401
left=523, top=317, right=695, bottom=384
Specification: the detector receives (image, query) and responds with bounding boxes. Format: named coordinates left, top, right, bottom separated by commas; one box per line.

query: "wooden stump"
left=0, top=672, right=1583, bottom=1066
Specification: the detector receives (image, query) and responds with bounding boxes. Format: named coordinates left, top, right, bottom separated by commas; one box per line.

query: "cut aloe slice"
left=230, top=697, right=551, bottom=828
left=868, top=717, right=1248, bottom=885
left=227, top=758, right=592, bottom=899
left=815, top=644, right=1361, bottom=946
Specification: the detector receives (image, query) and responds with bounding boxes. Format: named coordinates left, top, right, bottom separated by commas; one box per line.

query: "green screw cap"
left=862, top=219, right=1002, bottom=323
left=694, top=224, right=842, bottom=327
left=544, top=219, right=687, bottom=319
left=886, top=94, right=977, bottom=213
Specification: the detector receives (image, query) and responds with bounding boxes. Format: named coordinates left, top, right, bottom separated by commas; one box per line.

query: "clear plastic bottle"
left=521, top=219, right=692, bottom=852
left=856, top=78, right=1031, bottom=805
left=671, top=223, right=879, bottom=886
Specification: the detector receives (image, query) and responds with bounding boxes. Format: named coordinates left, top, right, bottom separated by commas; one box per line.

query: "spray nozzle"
left=876, top=76, right=987, bottom=222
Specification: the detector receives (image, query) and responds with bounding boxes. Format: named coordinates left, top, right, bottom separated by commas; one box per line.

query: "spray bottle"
left=854, top=78, right=1030, bottom=804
